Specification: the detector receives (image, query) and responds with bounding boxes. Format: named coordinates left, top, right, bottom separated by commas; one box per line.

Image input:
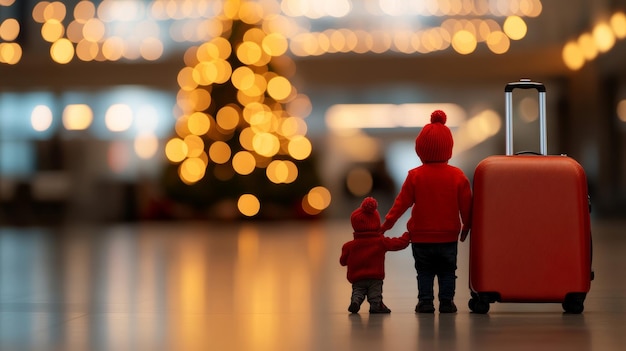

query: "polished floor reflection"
left=1, top=219, right=625, bottom=351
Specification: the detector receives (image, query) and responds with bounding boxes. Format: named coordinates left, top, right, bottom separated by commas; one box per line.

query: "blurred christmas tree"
left=161, top=0, right=330, bottom=220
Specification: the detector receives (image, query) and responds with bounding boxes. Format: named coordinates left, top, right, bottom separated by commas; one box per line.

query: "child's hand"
left=460, top=230, right=470, bottom=242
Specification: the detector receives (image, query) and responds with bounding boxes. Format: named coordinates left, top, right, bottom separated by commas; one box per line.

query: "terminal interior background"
left=1, top=1, right=626, bottom=350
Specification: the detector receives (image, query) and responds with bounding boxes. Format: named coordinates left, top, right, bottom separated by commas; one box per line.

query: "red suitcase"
left=468, top=80, right=593, bottom=314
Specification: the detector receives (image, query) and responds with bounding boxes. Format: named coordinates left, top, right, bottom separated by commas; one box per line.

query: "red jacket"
left=340, top=231, right=409, bottom=283
left=381, top=162, right=472, bottom=243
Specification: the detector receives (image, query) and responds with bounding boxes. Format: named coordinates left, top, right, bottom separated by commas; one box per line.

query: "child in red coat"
left=340, top=197, right=410, bottom=314
left=381, top=110, right=472, bottom=314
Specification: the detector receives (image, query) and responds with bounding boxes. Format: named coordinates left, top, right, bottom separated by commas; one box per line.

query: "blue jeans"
left=412, top=242, right=458, bottom=301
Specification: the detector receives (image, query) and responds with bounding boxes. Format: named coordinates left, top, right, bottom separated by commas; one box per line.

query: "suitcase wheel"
left=562, top=293, right=586, bottom=314
left=468, top=292, right=491, bottom=314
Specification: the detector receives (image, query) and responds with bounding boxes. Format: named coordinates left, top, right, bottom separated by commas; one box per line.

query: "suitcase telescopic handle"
left=504, top=79, right=547, bottom=156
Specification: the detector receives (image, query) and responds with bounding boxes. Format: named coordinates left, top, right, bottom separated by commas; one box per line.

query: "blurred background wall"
left=1, top=0, right=625, bottom=225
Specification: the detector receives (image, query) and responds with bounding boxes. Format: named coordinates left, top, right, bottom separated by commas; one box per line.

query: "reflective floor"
left=1, top=218, right=625, bottom=351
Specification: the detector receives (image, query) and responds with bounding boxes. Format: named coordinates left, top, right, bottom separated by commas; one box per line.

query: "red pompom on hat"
left=415, top=110, right=453, bottom=163
left=351, top=197, right=381, bottom=233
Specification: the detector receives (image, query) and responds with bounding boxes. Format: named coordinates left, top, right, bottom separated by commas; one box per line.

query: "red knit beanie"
left=415, top=110, right=453, bottom=163
left=351, top=197, right=381, bottom=233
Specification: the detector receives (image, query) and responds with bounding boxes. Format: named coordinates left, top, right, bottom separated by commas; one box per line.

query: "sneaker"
left=369, top=302, right=391, bottom=314
left=439, top=300, right=458, bottom=313
left=416, top=300, right=435, bottom=313
left=348, top=302, right=360, bottom=313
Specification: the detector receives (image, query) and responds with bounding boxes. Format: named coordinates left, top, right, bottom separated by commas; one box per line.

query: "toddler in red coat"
left=340, top=197, right=410, bottom=313
left=380, top=110, right=472, bottom=314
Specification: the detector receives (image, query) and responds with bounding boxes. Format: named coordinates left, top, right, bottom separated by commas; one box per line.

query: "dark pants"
left=412, top=242, right=458, bottom=301
left=351, top=279, right=384, bottom=306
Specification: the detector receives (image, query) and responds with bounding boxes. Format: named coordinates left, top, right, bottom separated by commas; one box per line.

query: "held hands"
left=460, top=229, right=470, bottom=242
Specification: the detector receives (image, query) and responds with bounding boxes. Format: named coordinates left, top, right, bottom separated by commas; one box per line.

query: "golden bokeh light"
left=0, top=42, right=22, bottom=64
left=179, top=157, right=207, bottom=184
left=267, top=76, right=292, bottom=101
left=63, top=104, right=93, bottom=130
left=184, top=134, right=205, bottom=158
left=41, top=19, right=64, bottom=43
left=503, top=16, right=527, bottom=40
left=562, top=40, right=585, bottom=71
left=451, top=30, right=476, bottom=54
left=617, top=99, right=626, bottom=123
left=232, top=151, right=256, bottom=175
left=252, top=132, right=280, bottom=157
left=306, top=186, right=332, bottom=211
left=0, top=18, right=20, bottom=41
left=346, top=167, right=373, bottom=197
left=577, top=33, right=598, bottom=60
left=611, top=12, right=626, bottom=39
left=592, top=22, right=615, bottom=53
left=82, top=18, right=105, bottom=42
left=238, top=194, right=260, bottom=217
left=187, top=112, right=211, bottom=135
left=287, top=135, right=312, bottom=160
left=51, top=38, right=75, bottom=63
left=208, top=141, right=232, bottom=164
left=266, top=160, right=298, bottom=184
left=165, top=138, right=188, bottom=163
left=216, top=105, right=241, bottom=131
left=74, top=0, right=96, bottom=23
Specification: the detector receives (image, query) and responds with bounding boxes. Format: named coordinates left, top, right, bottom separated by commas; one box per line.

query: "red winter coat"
left=340, top=231, right=409, bottom=283
left=381, top=162, right=472, bottom=243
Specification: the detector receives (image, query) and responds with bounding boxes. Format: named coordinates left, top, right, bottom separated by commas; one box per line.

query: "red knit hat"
left=351, top=197, right=381, bottom=233
left=415, top=110, right=453, bottom=163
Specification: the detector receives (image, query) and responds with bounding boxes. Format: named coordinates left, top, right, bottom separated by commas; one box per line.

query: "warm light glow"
left=267, top=76, right=292, bottom=101
left=593, top=22, right=615, bottom=53
left=346, top=167, right=373, bottom=196
left=252, top=132, right=280, bottom=157
left=208, top=141, right=231, bottom=164
left=232, top=151, right=256, bottom=175
left=326, top=103, right=466, bottom=131
left=238, top=194, right=260, bottom=217
left=82, top=18, right=105, bottom=42
left=134, top=132, right=159, bottom=159
left=0, top=18, right=20, bottom=41
left=451, top=30, right=476, bottom=54
left=287, top=136, right=312, bottom=160
left=74, top=1, right=96, bottom=24
left=31, top=105, right=54, bottom=132
left=486, top=31, right=510, bottom=54
left=266, top=160, right=297, bottom=184
left=611, top=12, right=626, bottom=39
left=577, top=33, right=598, bottom=60
left=179, top=157, right=206, bottom=184
left=165, top=138, right=188, bottom=163
left=187, top=112, right=211, bottom=135
left=105, top=104, right=133, bottom=132
left=0, top=42, right=22, bottom=64
left=562, top=40, right=585, bottom=71
left=216, top=105, right=240, bottom=131
left=184, top=135, right=205, bottom=158
left=51, top=38, right=74, bottom=64
left=503, top=16, right=527, bottom=40
left=63, top=104, right=93, bottom=130
left=617, top=99, right=626, bottom=123
left=140, top=37, right=164, bottom=61
left=42, top=19, right=65, bottom=42
left=306, top=186, right=331, bottom=211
